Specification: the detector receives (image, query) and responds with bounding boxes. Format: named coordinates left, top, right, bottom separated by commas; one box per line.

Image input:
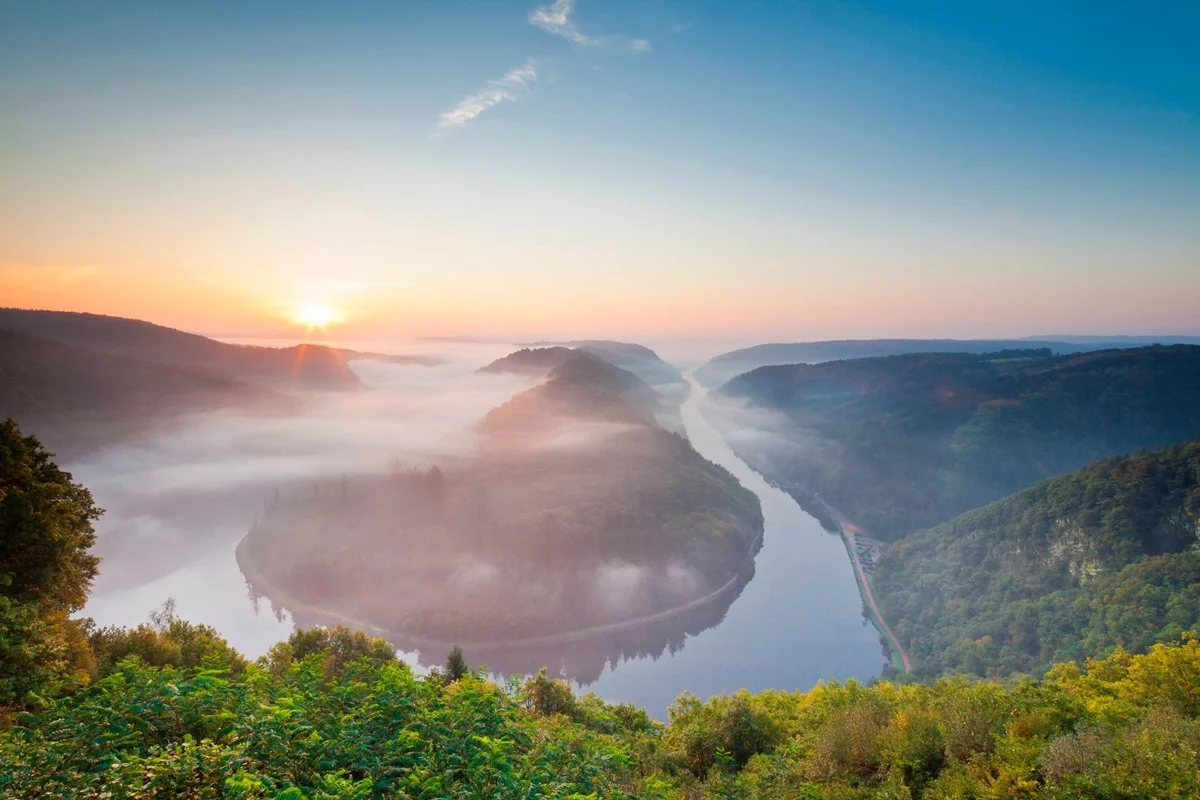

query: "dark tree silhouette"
left=444, top=645, right=468, bottom=682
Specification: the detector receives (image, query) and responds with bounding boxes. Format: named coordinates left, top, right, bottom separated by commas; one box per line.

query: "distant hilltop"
left=0, top=307, right=440, bottom=456
left=695, top=335, right=1200, bottom=387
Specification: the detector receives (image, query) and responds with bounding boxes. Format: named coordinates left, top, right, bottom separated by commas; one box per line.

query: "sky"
left=1, top=0, right=1198, bottom=343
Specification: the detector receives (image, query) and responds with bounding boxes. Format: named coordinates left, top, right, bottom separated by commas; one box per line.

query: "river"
left=80, top=359, right=883, bottom=718
left=577, top=372, right=884, bottom=713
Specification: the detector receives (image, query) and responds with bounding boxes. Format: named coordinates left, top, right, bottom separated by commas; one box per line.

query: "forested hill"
left=713, top=345, right=1200, bottom=539
left=482, top=346, right=686, bottom=433
left=0, top=308, right=439, bottom=390
left=694, top=335, right=1200, bottom=387
left=238, top=348, right=762, bottom=650
left=478, top=346, right=576, bottom=375
left=876, top=441, right=1200, bottom=678
left=522, top=339, right=686, bottom=390
left=0, top=328, right=287, bottom=456
left=482, top=349, right=663, bottom=430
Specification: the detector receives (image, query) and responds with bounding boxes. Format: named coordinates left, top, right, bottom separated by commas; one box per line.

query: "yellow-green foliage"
left=3, top=627, right=1200, bottom=799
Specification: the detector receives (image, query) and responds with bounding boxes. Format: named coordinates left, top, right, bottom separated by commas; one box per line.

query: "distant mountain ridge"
left=0, top=328, right=286, bottom=457
left=695, top=336, right=1200, bottom=387
left=876, top=440, right=1200, bottom=677
left=0, top=308, right=438, bottom=391
left=0, top=307, right=440, bottom=456
left=712, top=345, right=1200, bottom=539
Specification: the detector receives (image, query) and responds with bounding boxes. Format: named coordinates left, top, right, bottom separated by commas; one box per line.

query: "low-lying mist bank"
left=73, top=344, right=530, bottom=653
left=238, top=350, right=764, bottom=648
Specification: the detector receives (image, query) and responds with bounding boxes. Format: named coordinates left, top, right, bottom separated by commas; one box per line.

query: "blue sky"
left=1, top=0, right=1197, bottom=339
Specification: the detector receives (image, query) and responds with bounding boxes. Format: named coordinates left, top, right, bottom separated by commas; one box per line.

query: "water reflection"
left=251, top=553, right=757, bottom=686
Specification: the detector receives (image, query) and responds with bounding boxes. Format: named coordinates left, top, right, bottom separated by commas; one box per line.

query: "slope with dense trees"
left=713, top=345, right=1200, bottom=539
left=483, top=342, right=689, bottom=433
left=477, top=346, right=576, bottom=375
left=0, top=329, right=287, bottom=456
left=694, top=336, right=1200, bottom=387
left=875, top=441, right=1200, bottom=678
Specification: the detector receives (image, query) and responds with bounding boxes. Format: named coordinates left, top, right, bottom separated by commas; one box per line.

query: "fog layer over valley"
left=26, top=325, right=890, bottom=713
left=74, top=345, right=530, bottom=654
left=239, top=350, right=762, bottom=644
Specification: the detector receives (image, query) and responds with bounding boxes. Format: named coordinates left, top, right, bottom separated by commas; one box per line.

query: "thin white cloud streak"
left=435, top=60, right=538, bottom=134
left=529, top=0, right=650, bottom=52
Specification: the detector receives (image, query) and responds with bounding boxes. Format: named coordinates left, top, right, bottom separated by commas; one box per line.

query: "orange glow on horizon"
left=289, top=302, right=341, bottom=332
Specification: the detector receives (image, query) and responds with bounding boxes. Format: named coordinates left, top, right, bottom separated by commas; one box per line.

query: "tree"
left=0, top=418, right=102, bottom=710
left=444, top=645, right=468, bottom=682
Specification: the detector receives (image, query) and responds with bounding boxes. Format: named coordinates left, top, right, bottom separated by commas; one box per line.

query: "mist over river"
left=79, top=343, right=883, bottom=717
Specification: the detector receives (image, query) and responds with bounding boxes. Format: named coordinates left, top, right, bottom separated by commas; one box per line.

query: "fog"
left=67, top=344, right=886, bottom=715
left=75, top=341, right=531, bottom=655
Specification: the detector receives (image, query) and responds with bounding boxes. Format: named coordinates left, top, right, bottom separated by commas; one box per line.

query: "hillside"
left=482, top=345, right=687, bottom=433
left=713, top=345, right=1200, bottom=539
left=239, top=349, right=762, bottom=647
left=0, top=308, right=439, bottom=390
left=477, top=345, right=576, bottom=375
left=574, top=340, right=687, bottom=389
left=694, top=336, right=1199, bottom=387
left=522, top=339, right=685, bottom=389
left=481, top=350, right=663, bottom=430
left=0, top=328, right=284, bottom=455
left=876, top=442, right=1200, bottom=678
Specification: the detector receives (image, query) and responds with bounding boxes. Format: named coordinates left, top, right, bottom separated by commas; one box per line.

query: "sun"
left=291, top=302, right=340, bottom=331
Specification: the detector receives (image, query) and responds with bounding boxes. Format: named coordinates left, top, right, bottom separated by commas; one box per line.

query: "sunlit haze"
left=2, top=1, right=1198, bottom=343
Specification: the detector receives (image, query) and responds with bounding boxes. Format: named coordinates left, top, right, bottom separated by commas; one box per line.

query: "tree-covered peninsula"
left=238, top=350, right=762, bottom=645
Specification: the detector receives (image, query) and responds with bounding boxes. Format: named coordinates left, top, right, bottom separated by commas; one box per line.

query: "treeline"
left=5, top=618, right=1200, bottom=798
left=875, top=441, right=1200, bottom=678
left=716, top=345, right=1200, bottom=539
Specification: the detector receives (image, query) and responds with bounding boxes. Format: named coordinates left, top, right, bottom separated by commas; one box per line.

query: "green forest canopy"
left=716, top=345, right=1200, bottom=539
left=875, top=440, right=1200, bottom=679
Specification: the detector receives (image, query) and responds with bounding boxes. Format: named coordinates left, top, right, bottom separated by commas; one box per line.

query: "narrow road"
left=821, top=502, right=912, bottom=674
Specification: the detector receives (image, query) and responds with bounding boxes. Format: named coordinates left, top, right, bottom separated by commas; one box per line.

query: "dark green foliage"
left=87, top=599, right=249, bottom=678
left=6, top=631, right=1200, bottom=799
left=717, top=345, right=1200, bottom=539
left=876, top=441, right=1200, bottom=677
left=0, top=419, right=101, bottom=711
left=262, top=626, right=397, bottom=678
left=664, top=691, right=783, bottom=779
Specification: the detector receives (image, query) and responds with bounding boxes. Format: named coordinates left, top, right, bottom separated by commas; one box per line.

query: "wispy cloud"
left=529, top=0, right=650, bottom=52
left=435, top=59, right=538, bottom=134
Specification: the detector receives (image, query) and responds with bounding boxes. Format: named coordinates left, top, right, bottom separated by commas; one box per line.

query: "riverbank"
left=236, top=520, right=764, bottom=654
left=813, top=497, right=911, bottom=674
